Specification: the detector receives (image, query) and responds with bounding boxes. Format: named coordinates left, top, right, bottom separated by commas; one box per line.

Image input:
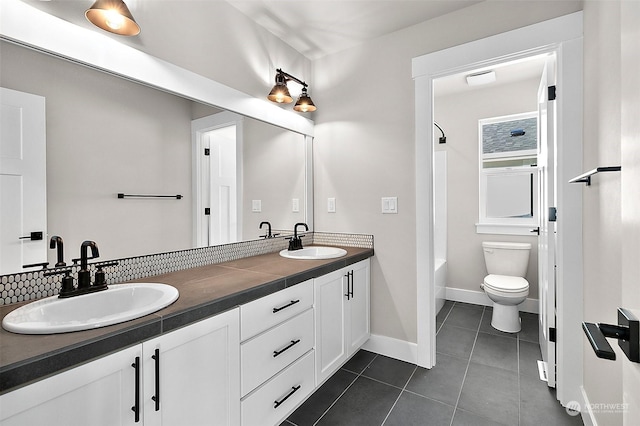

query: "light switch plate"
left=292, top=198, right=300, bottom=212
left=382, top=197, right=398, bottom=214
left=328, top=197, right=336, bottom=213
left=252, top=200, right=262, bottom=212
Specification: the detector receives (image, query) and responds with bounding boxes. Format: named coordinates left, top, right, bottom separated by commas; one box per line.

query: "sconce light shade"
left=267, top=72, right=293, bottom=104
left=86, top=0, right=141, bottom=36
left=293, top=88, right=316, bottom=112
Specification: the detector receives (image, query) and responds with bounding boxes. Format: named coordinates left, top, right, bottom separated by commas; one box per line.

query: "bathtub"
left=435, top=259, right=447, bottom=315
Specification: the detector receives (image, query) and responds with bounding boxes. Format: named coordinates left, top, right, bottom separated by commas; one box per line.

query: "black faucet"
left=78, top=240, right=99, bottom=289
left=288, top=223, right=308, bottom=251
left=49, top=235, right=66, bottom=267
left=260, top=221, right=272, bottom=238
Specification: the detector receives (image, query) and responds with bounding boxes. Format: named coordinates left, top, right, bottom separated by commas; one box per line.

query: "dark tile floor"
left=283, top=301, right=583, bottom=426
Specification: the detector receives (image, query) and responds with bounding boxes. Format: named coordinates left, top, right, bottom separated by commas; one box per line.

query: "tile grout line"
left=448, top=303, right=485, bottom=426
left=312, top=354, right=379, bottom=426
left=379, top=365, right=419, bottom=425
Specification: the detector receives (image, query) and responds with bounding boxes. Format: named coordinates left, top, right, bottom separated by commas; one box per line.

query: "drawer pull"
left=273, top=299, right=300, bottom=313
left=273, top=339, right=301, bottom=357
left=274, top=385, right=301, bottom=409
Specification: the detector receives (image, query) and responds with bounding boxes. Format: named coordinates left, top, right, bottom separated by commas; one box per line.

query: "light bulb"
left=104, top=10, right=125, bottom=30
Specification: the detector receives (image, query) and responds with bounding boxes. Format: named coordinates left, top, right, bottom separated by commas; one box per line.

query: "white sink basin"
left=2, top=283, right=179, bottom=335
left=279, top=246, right=347, bottom=260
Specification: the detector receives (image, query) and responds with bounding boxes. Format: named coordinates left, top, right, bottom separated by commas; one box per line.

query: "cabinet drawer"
left=241, top=308, right=314, bottom=396
left=241, top=280, right=313, bottom=341
left=241, top=350, right=314, bottom=426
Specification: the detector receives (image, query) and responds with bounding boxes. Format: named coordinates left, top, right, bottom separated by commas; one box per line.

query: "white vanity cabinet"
left=0, top=344, right=141, bottom=426
left=239, top=279, right=315, bottom=426
left=315, top=258, right=370, bottom=384
left=142, top=308, right=240, bottom=426
left=0, top=308, right=240, bottom=426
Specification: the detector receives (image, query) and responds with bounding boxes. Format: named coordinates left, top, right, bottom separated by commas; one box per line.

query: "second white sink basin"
left=279, top=246, right=347, bottom=260
left=2, top=283, right=179, bottom=335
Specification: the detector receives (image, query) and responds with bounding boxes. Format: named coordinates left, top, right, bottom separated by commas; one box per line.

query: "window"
left=477, top=112, right=539, bottom=234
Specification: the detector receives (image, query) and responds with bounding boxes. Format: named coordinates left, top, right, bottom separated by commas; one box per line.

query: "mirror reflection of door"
left=192, top=112, right=243, bottom=247
left=0, top=87, right=47, bottom=274
left=206, top=125, right=237, bottom=246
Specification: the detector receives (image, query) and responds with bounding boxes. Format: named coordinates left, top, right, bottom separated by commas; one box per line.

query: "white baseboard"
left=361, top=334, right=418, bottom=364
left=580, top=386, right=597, bottom=426
left=445, top=287, right=539, bottom=314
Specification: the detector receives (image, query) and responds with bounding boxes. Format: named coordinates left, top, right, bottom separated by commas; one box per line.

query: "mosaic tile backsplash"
left=0, top=232, right=373, bottom=306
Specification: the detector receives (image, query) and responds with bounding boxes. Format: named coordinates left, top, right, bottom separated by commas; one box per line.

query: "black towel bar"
left=118, top=193, right=182, bottom=199
left=569, top=166, right=621, bottom=186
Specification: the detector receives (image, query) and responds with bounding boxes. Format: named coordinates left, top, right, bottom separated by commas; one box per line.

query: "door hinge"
left=549, top=327, right=557, bottom=343
left=204, top=148, right=210, bottom=156
left=549, top=207, right=557, bottom=222
left=204, top=208, right=210, bottom=215
left=548, top=85, right=556, bottom=101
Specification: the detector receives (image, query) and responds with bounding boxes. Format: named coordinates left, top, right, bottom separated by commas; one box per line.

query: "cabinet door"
left=0, top=345, right=141, bottom=426
left=347, top=259, right=371, bottom=355
left=314, top=268, right=347, bottom=384
left=143, top=308, right=240, bottom=426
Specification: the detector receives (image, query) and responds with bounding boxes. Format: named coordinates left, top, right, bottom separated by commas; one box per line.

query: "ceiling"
left=18, top=0, right=543, bottom=93
left=21, top=0, right=482, bottom=60
left=225, top=0, right=482, bottom=60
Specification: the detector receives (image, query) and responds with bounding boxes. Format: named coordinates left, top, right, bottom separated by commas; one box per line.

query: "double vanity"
left=0, top=245, right=373, bottom=426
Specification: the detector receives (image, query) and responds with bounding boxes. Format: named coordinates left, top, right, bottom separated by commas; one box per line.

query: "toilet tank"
left=482, top=241, right=531, bottom=277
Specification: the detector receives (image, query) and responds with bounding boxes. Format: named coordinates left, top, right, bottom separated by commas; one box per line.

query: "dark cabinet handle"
left=18, top=231, right=43, bottom=241
left=152, top=349, right=160, bottom=411
left=273, top=299, right=300, bottom=313
left=274, top=385, right=301, bottom=408
left=349, top=271, right=354, bottom=298
left=344, top=273, right=350, bottom=300
left=273, top=339, right=301, bottom=357
left=131, top=357, right=141, bottom=423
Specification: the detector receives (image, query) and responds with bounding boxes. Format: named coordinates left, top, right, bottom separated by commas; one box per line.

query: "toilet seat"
left=484, top=274, right=529, bottom=294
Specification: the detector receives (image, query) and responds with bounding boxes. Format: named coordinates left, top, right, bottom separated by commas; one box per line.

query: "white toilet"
left=481, top=241, right=531, bottom=333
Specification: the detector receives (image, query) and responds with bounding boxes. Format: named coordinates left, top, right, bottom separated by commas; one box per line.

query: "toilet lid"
left=484, top=274, right=529, bottom=293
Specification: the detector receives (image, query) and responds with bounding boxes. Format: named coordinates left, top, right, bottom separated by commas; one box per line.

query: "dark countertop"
left=0, top=246, right=373, bottom=394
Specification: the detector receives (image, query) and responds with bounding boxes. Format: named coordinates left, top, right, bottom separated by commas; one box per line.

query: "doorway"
left=413, top=12, right=584, bottom=407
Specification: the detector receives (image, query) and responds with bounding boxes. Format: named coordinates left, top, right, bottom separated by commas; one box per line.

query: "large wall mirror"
left=0, top=2, right=314, bottom=275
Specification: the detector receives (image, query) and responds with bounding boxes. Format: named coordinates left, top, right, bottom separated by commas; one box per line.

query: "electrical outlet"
left=292, top=198, right=300, bottom=212
left=252, top=200, right=262, bottom=212
left=328, top=197, right=336, bottom=213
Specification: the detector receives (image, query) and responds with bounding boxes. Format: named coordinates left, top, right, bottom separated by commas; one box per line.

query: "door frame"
left=413, top=11, right=584, bottom=406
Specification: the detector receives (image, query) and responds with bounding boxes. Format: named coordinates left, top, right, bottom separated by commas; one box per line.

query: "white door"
left=207, top=125, right=238, bottom=245
left=347, top=259, right=370, bottom=355
left=537, top=56, right=557, bottom=388
left=192, top=112, right=242, bottom=248
left=620, top=1, right=640, bottom=422
left=0, top=87, right=47, bottom=274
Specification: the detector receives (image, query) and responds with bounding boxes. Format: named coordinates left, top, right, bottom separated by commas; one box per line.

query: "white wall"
left=312, top=1, right=582, bottom=343
left=435, top=78, right=539, bottom=297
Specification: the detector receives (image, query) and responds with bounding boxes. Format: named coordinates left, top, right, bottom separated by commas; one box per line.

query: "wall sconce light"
left=268, top=69, right=316, bottom=112
left=85, top=0, right=141, bottom=36
left=434, top=122, right=447, bottom=144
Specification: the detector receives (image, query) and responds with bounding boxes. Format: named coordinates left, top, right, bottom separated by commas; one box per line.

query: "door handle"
left=19, top=231, right=43, bottom=241
left=582, top=308, right=639, bottom=363
left=529, top=228, right=540, bottom=235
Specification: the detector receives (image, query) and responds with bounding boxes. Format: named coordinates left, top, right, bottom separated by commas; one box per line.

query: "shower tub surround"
left=0, top=232, right=373, bottom=306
